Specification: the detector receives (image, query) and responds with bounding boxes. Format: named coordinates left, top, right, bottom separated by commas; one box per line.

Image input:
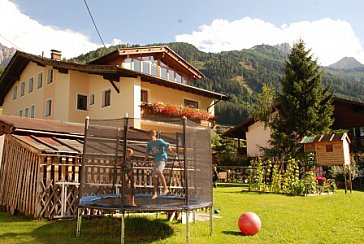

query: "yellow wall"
left=3, top=62, right=46, bottom=118
left=86, top=76, right=135, bottom=120
left=68, top=71, right=90, bottom=123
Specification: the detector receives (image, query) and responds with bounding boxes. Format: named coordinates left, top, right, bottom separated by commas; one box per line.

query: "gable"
left=89, top=46, right=204, bottom=81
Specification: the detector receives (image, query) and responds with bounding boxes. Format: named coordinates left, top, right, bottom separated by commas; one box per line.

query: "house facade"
left=0, top=46, right=228, bottom=132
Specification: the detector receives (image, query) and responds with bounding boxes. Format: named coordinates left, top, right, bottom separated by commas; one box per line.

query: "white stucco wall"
left=246, top=121, right=271, bottom=157
left=343, top=138, right=351, bottom=165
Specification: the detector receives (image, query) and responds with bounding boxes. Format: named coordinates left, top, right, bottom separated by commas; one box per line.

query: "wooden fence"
left=0, top=135, right=185, bottom=219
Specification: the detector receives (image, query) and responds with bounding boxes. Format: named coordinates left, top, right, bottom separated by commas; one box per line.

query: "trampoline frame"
left=76, top=116, right=214, bottom=244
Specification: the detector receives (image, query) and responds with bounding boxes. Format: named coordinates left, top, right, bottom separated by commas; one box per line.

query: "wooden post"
left=348, top=164, right=353, bottom=193
left=343, top=165, right=347, bottom=194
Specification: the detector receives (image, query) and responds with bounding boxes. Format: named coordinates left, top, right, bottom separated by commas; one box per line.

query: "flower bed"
left=141, top=102, right=212, bottom=123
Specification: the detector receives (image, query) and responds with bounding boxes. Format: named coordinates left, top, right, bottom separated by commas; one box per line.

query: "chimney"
left=50, top=49, right=62, bottom=61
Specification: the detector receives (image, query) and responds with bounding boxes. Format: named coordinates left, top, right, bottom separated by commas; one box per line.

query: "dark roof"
left=222, top=117, right=255, bottom=139
left=0, top=50, right=228, bottom=105
left=0, top=115, right=84, bottom=137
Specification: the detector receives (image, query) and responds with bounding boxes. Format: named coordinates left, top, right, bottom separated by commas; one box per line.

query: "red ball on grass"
left=238, top=212, right=261, bottom=236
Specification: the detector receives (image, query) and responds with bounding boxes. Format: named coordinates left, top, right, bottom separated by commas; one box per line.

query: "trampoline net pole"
left=183, top=117, right=188, bottom=205
left=121, top=212, right=125, bottom=244
left=186, top=209, right=190, bottom=244
left=76, top=208, right=83, bottom=237
left=209, top=206, right=213, bottom=235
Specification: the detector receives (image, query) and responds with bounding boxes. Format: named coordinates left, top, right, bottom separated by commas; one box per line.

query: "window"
left=24, top=107, right=29, bottom=117
left=13, top=86, right=17, bottom=100
left=47, top=67, right=53, bottom=84
left=184, top=99, right=199, bottom=109
left=168, top=70, right=175, bottom=81
left=183, top=75, right=189, bottom=84
left=89, top=94, right=95, bottom=106
left=160, top=67, right=167, bottom=79
left=141, top=90, right=148, bottom=103
left=31, top=105, right=35, bottom=118
left=326, top=144, right=333, bottom=152
left=123, top=58, right=132, bottom=69
left=20, top=82, right=25, bottom=96
left=102, top=90, right=111, bottom=107
left=176, top=73, right=182, bottom=83
left=77, top=94, right=88, bottom=110
left=37, top=73, right=43, bottom=88
left=133, top=59, right=141, bottom=72
left=19, top=110, right=23, bottom=117
left=142, top=62, right=150, bottom=74
left=45, top=99, right=52, bottom=117
left=28, top=78, right=34, bottom=93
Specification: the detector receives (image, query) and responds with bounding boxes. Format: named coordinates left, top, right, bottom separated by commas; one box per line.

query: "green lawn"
left=0, top=183, right=363, bottom=243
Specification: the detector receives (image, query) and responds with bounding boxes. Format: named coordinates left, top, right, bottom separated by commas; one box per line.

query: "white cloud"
left=0, top=0, right=102, bottom=59
left=176, top=17, right=364, bottom=66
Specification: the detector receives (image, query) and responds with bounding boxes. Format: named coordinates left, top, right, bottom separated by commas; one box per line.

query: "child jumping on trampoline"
left=143, top=130, right=176, bottom=199
left=123, top=148, right=137, bottom=206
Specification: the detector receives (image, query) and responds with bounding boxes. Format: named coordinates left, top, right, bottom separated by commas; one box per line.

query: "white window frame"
left=19, top=110, right=23, bottom=117
left=47, top=67, right=53, bottom=84
left=102, top=89, right=111, bottom=107
left=89, top=93, right=95, bottom=106
left=45, top=98, right=52, bottom=117
left=37, top=72, right=43, bottom=89
left=13, top=85, right=17, bottom=100
left=184, top=98, right=199, bottom=109
left=77, top=93, right=88, bottom=111
left=20, top=82, right=25, bottom=97
left=141, top=89, right=150, bottom=104
left=24, top=107, right=29, bottom=117
left=28, top=77, right=34, bottom=93
left=31, top=105, right=35, bottom=118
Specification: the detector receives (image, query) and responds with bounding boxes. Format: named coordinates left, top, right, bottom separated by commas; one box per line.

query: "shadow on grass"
left=222, top=230, right=244, bottom=236
left=30, top=216, right=174, bottom=243
left=0, top=211, right=35, bottom=223
left=216, top=183, right=246, bottom=188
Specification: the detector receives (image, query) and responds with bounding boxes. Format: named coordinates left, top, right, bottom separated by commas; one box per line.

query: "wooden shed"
left=300, top=133, right=351, bottom=166
left=0, top=115, right=84, bottom=219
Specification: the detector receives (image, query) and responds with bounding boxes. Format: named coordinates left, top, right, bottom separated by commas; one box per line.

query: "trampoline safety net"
left=78, top=117, right=213, bottom=211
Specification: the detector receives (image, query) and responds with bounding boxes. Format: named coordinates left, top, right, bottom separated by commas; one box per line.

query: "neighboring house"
left=224, top=97, right=364, bottom=159
left=0, top=46, right=228, bottom=132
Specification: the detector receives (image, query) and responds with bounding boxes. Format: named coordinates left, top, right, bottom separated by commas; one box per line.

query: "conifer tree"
left=268, top=39, right=334, bottom=159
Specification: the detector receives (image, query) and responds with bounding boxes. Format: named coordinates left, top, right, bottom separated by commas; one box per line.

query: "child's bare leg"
left=127, top=195, right=137, bottom=206
left=160, top=173, right=169, bottom=195
left=152, top=177, right=158, bottom=199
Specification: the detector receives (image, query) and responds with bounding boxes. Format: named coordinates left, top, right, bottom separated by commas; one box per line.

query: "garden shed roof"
left=300, top=133, right=350, bottom=144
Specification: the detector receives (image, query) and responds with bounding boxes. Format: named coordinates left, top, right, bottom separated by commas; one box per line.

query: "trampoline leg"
left=209, top=207, right=213, bottom=236
left=121, top=211, right=125, bottom=244
left=76, top=208, right=83, bottom=237
left=186, top=210, right=190, bottom=244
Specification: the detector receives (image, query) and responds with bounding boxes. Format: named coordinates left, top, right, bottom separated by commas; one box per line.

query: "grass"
left=0, top=183, right=363, bottom=243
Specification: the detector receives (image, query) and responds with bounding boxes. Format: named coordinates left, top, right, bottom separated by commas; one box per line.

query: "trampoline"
left=76, top=116, right=214, bottom=244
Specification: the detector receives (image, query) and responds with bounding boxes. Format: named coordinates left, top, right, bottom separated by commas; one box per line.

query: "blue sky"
left=1, top=0, right=364, bottom=65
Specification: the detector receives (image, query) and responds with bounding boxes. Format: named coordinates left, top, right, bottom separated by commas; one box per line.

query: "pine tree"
left=268, top=39, right=334, bottom=160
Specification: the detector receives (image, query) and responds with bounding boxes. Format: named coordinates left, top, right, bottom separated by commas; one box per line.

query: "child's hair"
left=147, top=130, right=157, bottom=137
